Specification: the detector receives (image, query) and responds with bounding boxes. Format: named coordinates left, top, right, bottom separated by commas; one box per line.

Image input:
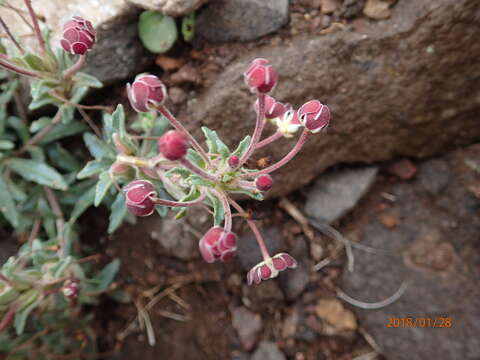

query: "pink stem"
left=23, top=0, right=45, bottom=56
left=229, top=199, right=270, bottom=260
left=63, top=54, right=86, bottom=80
left=0, top=303, right=18, bottom=332
left=0, top=56, right=38, bottom=77
left=157, top=105, right=210, bottom=165
left=239, top=93, right=266, bottom=167
left=0, top=16, right=24, bottom=54
left=179, top=158, right=217, bottom=182
left=255, top=131, right=283, bottom=149
left=213, top=190, right=232, bottom=232
left=152, top=193, right=205, bottom=207
left=240, top=128, right=309, bottom=178
left=236, top=179, right=256, bottom=190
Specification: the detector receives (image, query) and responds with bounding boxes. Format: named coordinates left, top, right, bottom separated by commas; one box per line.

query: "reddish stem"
left=0, top=16, right=24, bottom=54
left=0, top=56, right=38, bottom=77
left=240, top=128, right=309, bottom=178
left=229, top=199, right=270, bottom=260
left=179, top=158, right=217, bottom=182
left=239, top=93, right=266, bottom=167
left=23, top=0, right=45, bottom=56
left=256, top=131, right=283, bottom=149
left=213, top=190, right=232, bottom=232
left=63, top=54, right=86, bottom=80
left=0, top=303, right=18, bottom=333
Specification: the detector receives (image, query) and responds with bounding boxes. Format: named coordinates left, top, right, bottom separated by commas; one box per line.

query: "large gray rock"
left=305, top=167, right=378, bottom=224
left=340, top=149, right=480, bottom=360
left=184, top=0, right=480, bottom=197
left=196, top=0, right=289, bottom=43
left=126, top=0, right=209, bottom=17
left=0, top=0, right=151, bottom=85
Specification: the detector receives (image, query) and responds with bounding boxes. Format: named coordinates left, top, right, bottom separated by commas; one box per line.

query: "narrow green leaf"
left=206, top=192, right=224, bottom=226
left=0, top=176, right=18, bottom=226
left=74, top=72, right=103, bottom=88
left=22, top=53, right=45, bottom=71
left=69, top=186, right=95, bottom=223
left=93, top=259, right=120, bottom=292
left=83, top=132, right=114, bottom=160
left=94, top=171, right=113, bottom=206
left=108, top=192, right=127, bottom=234
left=201, top=127, right=230, bottom=157
left=231, top=135, right=251, bottom=158
left=47, top=143, right=81, bottom=172
left=77, top=159, right=111, bottom=179
left=0, top=139, right=14, bottom=150
left=165, top=167, right=192, bottom=179
left=39, top=121, right=88, bottom=144
left=186, top=149, right=205, bottom=169
left=29, top=117, right=51, bottom=133
left=7, top=158, right=68, bottom=190
left=181, top=12, right=195, bottom=42
left=188, top=174, right=213, bottom=187
left=14, top=299, right=39, bottom=335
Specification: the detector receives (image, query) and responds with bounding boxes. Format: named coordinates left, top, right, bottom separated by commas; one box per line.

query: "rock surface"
left=251, top=341, right=286, bottom=360
left=231, top=307, right=263, bottom=351
left=0, top=0, right=151, bottom=85
left=126, top=0, right=209, bottom=17
left=196, top=0, right=289, bottom=43
left=237, top=227, right=281, bottom=270
left=185, top=0, right=480, bottom=197
left=304, top=167, right=378, bottom=224
left=340, top=147, right=480, bottom=360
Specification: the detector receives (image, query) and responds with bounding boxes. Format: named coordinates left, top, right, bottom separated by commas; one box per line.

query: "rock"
left=320, top=0, right=339, bottom=14
left=363, top=0, right=392, bottom=20
left=184, top=0, right=480, bottom=197
left=168, top=87, right=188, bottom=105
left=0, top=0, right=151, bottom=85
left=169, top=64, right=202, bottom=86
left=126, top=0, right=209, bottom=17
left=231, top=307, right=263, bottom=351
left=251, top=341, right=286, bottom=360
left=279, top=264, right=310, bottom=301
left=196, top=0, right=289, bottom=43
left=341, top=150, right=480, bottom=360
left=341, top=0, right=366, bottom=18
left=155, top=55, right=185, bottom=71
left=247, top=277, right=285, bottom=304
left=237, top=227, right=281, bottom=270
left=304, top=167, right=378, bottom=224
left=378, top=214, right=398, bottom=229
left=150, top=216, right=198, bottom=260
left=315, top=298, right=357, bottom=333
left=388, top=159, right=417, bottom=180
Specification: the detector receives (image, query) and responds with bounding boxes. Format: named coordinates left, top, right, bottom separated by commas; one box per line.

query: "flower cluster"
left=116, top=57, right=331, bottom=285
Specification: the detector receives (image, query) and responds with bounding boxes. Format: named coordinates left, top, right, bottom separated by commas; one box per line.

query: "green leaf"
left=29, top=116, right=51, bottom=133
left=94, top=171, right=113, bottom=206
left=77, top=159, right=111, bottom=179
left=138, top=11, right=178, bottom=54
left=187, top=174, right=213, bottom=187
left=92, top=259, right=120, bottom=292
left=206, top=192, right=224, bottom=226
left=83, top=132, right=114, bottom=160
left=47, top=143, right=81, bottom=172
left=108, top=192, right=127, bottom=234
left=0, top=139, right=14, bottom=150
left=22, top=53, right=46, bottom=71
left=112, top=104, right=138, bottom=153
left=181, top=13, right=195, bottom=42
left=74, top=72, right=103, bottom=88
left=39, top=121, right=88, bottom=144
left=7, top=158, right=68, bottom=190
left=228, top=188, right=264, bottom=201
left=69, top=186, right=96, bottom=223
left=7, top=116, right=30, bottom=143
left=51, top=256, right=72, bottom=277
left=201, top=127, right=230, bottom=157
left=0, top=176, right=18, bottom=227
left=231, top=135, right=251, bottom=158
left=14, top=299, right=39, bottom=335
left=186, top=149, right=205, bottom=169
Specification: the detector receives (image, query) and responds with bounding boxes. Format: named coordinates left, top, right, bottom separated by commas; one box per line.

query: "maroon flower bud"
left=127, top=74, right=167, bottom=113
left=244, top=58, right=278, bottom=93
left=228, top=155, right=240, bottom=168
left=62, top=279, right=80, bottom=301
left=199, top=226, right=238, bottom=263
left=298, top=100, right=331, bottom=133
left=247, top=253, right=297, bottom=285
left=255, top=174, right=273, bottom=191
left=255, top=95, right=286, bottom=119
left=158, top=130, right=189, bottom=161
left=123, top=180, right=157, bottom=216
left=60, top=16, right=96, bottom=55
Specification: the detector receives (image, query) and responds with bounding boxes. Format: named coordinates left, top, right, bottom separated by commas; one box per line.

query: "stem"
left=179, top=158, right=217, bottom=182
left=50, top=91, right=113, bottom=113
left=0, top=2, right=34, bottom=31
left=0, top=273, right=13, bottom=286
left=152, top=193, right=205, bottom=207
left=14, top=109, right=62, bottom=156
left=157, top=169, right=187, bottom=200
left=235, top=179, right=256, bottom=190
left=213, top=190, right=232, bottom=232
left=240, top=128, right=309, bottom=178
left=0, top=56, right=38, bottom=77
left=43, top=186, right=65, bottom=256
left=0, top=16, right=24, bottom=54
left=229, top=199, right=270, bottom=260
left=78, top=107, right=102, bottom=138
left=156, top=105, right=210, bottom=166
left=63, top=54, right=86, bottom=80
left=239, top=93, right=266, bottom=167
left=0, top=303, right=18, bottom=332
left=23, top=0, right=45, bottom=56
left=256, top=131, right=283, bottom=149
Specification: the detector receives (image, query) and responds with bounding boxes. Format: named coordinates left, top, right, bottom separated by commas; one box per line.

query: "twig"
left=78, top=108, right=102, bottom=137
left=353, top=351, right=379, bottom=360
left=43, top=186, right=65, bottom=255
left=0, top=16, right=24, bottom=54
left=23, top=0, right=45, bottom=56
left=278, top=197, right=315, bottom=241
left=63, top=54, right=86, bottom=80
left=312, top=258, right=331, bottom=272
left=51, top=91, right=113, bottom=113
left=0, top=273, right=13, bottom=286
left=336, top=281, right=409, bottom=310
left=158, top=310, right=188, bottom=322
left=0, top=56, right=38, bottom=77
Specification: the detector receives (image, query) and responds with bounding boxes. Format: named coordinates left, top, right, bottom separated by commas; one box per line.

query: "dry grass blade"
left=336, top=281, right=409, bottom=310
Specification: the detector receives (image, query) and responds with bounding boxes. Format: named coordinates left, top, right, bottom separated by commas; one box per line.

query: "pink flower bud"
left=247, top=253, right=297, bottom=285
left=228, top=155, right=240, bottom=168
left=255, top=174, right=273, bottom=191
left=244, top=58, right=278, bottom=93
left=127, top=74, right=167, bottom=113
left=110, top=161, right=130, bottom=174
left=123, top=180, right=157, bottom=216
left=62, top=279, right=80, bottom=301
left=60, top=16, right=96, bottom=55
left=255, top=95, right=287, bottom=119
left=199, top=226, right=238, bottom=263
left=158, top=130, right=189, bottom=161
left=298, top=100, right=331, bottom=133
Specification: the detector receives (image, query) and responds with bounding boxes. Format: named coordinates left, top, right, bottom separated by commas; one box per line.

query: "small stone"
left=251, top=341, right=286, bottom=360
left=168, top=87, right=188, bottom=105
left=363, top=0, right=391, bottom=20
left=248, top=279, right=285, bottom=303
left=237, top=227, right=281, bottom=270
left=388, top=159, right=417, bottom=180
left=379, top=214, right=398, bottom=229
left=170, top=64, right=202, bottom=86
left=282, top=307, right=300, bottom=339
left=126, top=0, right=209, bottom=17
left=155, top=55, right=185, bottom=71
left=279, top=264, right=310, bottom=301
left=315, top=298, right=357, bottom=332
left=231, top=307, right=263, bottom=351
left=196, top=0, right=289, bottom=43
left=305, top=167, right=378, bottom=224
left=320, top=0, right=339, bottom=14
left=310, top=243, right=324, bottom=261
left=151, top=217, right=198, bottom=260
